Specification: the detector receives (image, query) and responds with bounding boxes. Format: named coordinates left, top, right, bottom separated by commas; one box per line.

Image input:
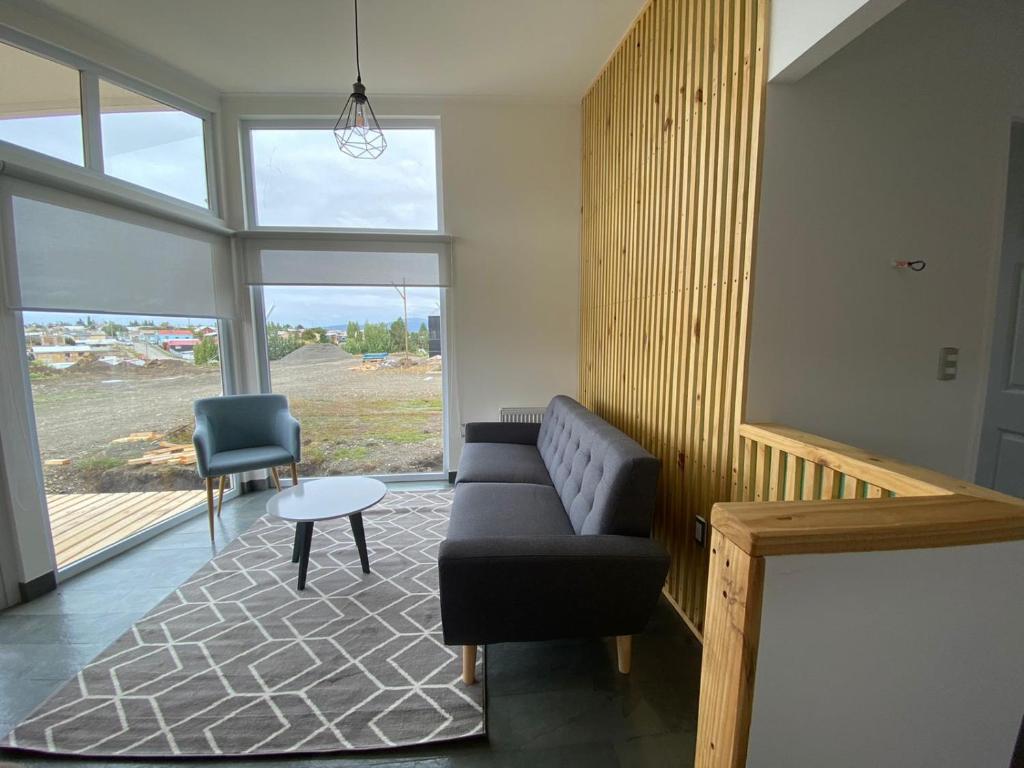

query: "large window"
left=23, top=311, right=226, bottom=570
left=99, top=79, right=209, bottom=207
left=259, top=286, right=444, bottom=477
left=247, top=124, right=440, bottom=230
left=0, top=41, right=84, bottom=165
left=2, top=178, right=234, bottom=573
left=0, top=36, right=214, bottom=210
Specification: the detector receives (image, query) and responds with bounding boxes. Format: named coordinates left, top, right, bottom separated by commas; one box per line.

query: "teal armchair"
left=193, top=394, right=301, bottom=538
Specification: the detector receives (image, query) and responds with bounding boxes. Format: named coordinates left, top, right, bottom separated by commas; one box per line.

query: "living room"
left=1, top=1, right=1023, bottom=766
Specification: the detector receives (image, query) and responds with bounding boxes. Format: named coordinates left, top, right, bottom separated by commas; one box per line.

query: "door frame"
left=973, top=117, right=1024, bottom=488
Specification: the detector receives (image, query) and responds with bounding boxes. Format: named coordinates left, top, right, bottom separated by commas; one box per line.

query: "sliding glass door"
left=258, top=284, right=444, bottom=478
left=22, top=311, right=228, bottom=571
left=1, top=177, right=234, bottom=574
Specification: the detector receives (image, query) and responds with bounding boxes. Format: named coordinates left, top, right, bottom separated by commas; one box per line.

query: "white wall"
left=220, top=95, right=581, bottom=466
left=768, top=0, right=906, bottom=82
left=747, top=0, right=1024, bottom=478
left=747, top=540, right=1024, bottom=767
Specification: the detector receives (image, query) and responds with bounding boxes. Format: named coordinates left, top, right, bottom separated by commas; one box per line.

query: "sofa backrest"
left=537, top=396, right=660, bottom=537
left=193, top=394, right=289, bottom=454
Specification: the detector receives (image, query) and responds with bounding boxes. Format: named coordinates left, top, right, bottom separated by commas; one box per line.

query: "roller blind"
left=1, top=178, right=234, bottom=317
left=243, top=236, right=452, bottom=287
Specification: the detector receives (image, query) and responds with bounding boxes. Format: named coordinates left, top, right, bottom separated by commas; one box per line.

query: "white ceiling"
left=36, top=0, right=645, bottom=101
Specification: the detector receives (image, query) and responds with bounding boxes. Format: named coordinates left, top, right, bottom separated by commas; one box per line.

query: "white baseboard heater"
left=499, top=406, right=546, bottom=424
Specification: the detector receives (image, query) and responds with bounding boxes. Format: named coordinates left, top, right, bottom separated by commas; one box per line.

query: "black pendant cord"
left=354, top=0, right=362, bottom=84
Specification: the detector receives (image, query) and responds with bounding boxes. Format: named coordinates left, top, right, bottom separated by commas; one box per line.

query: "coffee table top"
left=268, top=476, right=387, bottom=523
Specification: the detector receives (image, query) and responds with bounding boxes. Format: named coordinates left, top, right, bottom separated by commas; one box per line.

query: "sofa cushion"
left=537, top=396, right=660, bottom=537
left=456, top=443, right=553, bottom=486
left=448, top=483, right=574, bottom=539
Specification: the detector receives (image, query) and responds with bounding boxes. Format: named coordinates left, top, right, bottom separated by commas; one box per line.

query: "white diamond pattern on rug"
left=1, top=490, right=484, bottom=757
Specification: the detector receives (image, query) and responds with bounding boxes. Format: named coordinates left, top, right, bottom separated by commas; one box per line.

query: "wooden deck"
left=47, top=490, right=208, bottom=569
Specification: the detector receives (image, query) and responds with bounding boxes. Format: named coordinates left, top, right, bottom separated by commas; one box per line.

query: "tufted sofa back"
left=536, top=396, right=660, bottom=536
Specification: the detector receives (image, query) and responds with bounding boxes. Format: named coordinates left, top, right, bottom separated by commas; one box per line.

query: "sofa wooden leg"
left=616, top=635, right=632, bottom=675
left=290, top=461, right=299, bottom=486
left=216, top=475, right=226, bottom=516
left=462, top=645, right=477, bottom=685
left=205, top=477, right=215, bottom=540
left=270, top=467, right=282, bottom=492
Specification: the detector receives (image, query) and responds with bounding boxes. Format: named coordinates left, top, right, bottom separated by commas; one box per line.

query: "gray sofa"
left=439, top=395, right=670, bottom=684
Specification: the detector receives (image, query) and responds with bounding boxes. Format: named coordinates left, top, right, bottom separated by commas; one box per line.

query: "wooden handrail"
left=698, top=424, right=1024, bottom=768
left=712, top=493, right=1024, bottom=557
left=737, top=423, right=1020, bottom=503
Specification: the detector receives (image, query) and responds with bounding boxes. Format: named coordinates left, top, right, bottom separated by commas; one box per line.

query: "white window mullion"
left=79, top=71, right=104, bottom=173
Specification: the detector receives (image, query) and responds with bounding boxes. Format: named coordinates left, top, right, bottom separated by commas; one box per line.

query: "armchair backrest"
left=193, top=394, right=291, bottom=454
left=537, top=396, right=660, bottom=537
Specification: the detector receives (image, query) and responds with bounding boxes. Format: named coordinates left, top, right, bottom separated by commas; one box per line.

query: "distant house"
left=30, top=345, right=113, bottom=368
left=194, top=325, right=217, bottom=338
left=163, top=338, right=200, bottom=354
left=141, top=329, right=194, bottom=344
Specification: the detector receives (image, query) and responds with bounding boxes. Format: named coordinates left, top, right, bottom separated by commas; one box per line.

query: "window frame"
left=0, top=26, right=221, bottom=217
left=13, top=310, right=239, bottom=581
left=249, top=281, right=452, bottom=482
left=240, top=117, right=445, bottom=234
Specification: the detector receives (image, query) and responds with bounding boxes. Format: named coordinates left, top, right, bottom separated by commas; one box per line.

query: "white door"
left=977, top=122, right=1024, bottom=498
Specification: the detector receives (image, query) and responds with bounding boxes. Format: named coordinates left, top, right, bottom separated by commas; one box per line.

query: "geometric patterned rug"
left=1, top=489, right=485, bottom=757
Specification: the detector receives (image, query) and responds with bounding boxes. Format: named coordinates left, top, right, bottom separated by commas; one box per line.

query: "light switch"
left=937, top=347, right=959, bottom=381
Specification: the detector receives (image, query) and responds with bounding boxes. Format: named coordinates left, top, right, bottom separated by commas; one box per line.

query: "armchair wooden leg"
left=270, top=467, right=282, bottom=492
left=462, top=645, right=478, bottom=685
left=290, top=461, right=299, bottom=486
left=205, top=477, right=215, bottom=540
left=616, top=635, right=632, bottom=675
left=216, top=476, right=226, bottom=516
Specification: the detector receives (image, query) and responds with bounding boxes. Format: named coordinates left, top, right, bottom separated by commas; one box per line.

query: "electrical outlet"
left=937, top=347, right=959, bottom=381
left=694, top=515, right=707, bottom=547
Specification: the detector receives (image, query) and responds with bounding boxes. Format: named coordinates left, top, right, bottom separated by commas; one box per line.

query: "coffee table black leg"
left=296, top=521, right=315, bottom=590
left=291, top=524, right=302, bottom=563
left=349, top=512, right=370, bottom=573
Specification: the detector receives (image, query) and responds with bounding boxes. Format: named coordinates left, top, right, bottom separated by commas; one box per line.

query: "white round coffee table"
left=268, top=476, right=387, bottom=590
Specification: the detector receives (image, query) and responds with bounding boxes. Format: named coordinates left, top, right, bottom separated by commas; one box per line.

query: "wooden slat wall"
left=580, top=0, right=769, bottom=630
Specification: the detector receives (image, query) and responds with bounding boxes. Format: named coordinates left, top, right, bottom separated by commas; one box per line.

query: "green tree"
left=102, top=321, right=127, bottom=338
left=389, top=318, right=406, bottom=353
left=363, top=321, right=390, bottom=353
left=267, top=333, right=302, bottom=361
left=344, top=321, right=366, bottom=355
left=302, top=326, right=328, bottom=343
left=193, top=336, right=218, bottom=365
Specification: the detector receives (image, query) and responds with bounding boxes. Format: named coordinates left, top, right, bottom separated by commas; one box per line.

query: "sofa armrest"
left=274, top=410, right=302, bottom=461
left=464, top=421, right=541, bottom=444
left=192, top=415, right=213, bottom=478
left=438, top=535, right=670, bottom=645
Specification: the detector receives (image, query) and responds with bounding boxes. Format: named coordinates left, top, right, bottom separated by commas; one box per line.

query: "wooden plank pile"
left=127, top=442, right=197, bottom=467
left=112, top=432, right=162, bottom=443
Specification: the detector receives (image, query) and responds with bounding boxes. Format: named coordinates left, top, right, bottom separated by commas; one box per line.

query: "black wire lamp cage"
left=334, top=0, right=387, bottom=159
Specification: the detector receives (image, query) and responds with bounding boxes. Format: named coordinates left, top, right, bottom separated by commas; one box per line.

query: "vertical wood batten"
left=580, top=0, right=769, bottom=631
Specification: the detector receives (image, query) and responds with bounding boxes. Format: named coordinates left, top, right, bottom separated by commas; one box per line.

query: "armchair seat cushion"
left=449, top=482, right=573, bottom=538
left=207, top=446, right=294, bottom=476
left=456, top=443, right=553, bottom=486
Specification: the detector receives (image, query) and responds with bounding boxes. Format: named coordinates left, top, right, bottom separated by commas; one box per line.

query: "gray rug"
left=2, top=489, right=485, bottom=757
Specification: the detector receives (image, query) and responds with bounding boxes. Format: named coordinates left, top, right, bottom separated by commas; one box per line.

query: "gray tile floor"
left=0, top=483, right=702, bottom=767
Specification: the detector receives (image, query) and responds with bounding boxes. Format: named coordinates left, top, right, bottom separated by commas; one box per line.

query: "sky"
left=0, top=101, right=437, bottom=225
left=251, top=127, right=438, bottom=229
left=4, top=89, right=442, bottom=328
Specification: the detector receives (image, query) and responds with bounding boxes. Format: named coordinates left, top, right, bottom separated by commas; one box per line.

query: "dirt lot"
left=32, top=346, right=443, bottom=494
